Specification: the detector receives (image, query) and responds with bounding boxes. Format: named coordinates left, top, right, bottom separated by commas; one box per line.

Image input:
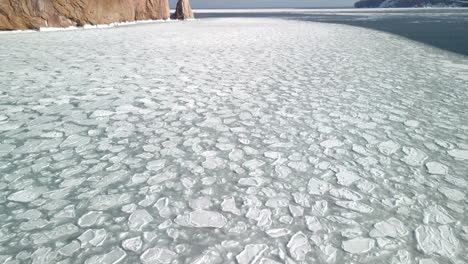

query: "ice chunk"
left=78, top=211, right=103, bottom=227
left=202, top=156, right=225, bottom=169
left=404, top=120, right=420, bottom=127
left=288, top=161, right=309, bottom=172
left=58, top=241, right=80, bottom=257
left=92, top=110, right=114, bottom=117
left=236, top=244, right=268, bottom=264
left=415, top=225, right=459, bottom=257
left=60, top=135, right=90, bottom=148
left=0, top=121, right=22, bottom=131
left=78, top=229, right=107, bottom=247
left=146, top=159, right=166, bottom=171
left=329, top=188, right=363, bottom=201
left=425, top=162, right=448, bottom=175
left=287, top=232, right=311, bottom=261
left=438, top=186, right=465, bottom=201
left=122, top=236, right=142, bottom=252
left=423, top=205, right=455, bottom=225
left=221, top=197, right=241, bottom=215
left=419, top=259, right=439, bottom=264
left=216, top=143, right=235, bottom=151
left=128, top=209, right=153, bottom=231
left=320, top=139, right=343, bottom=148
left=13, top=139, right=62, bottom=154
left=238, top=177, right=264, bottom=187
left=259, top=258, right=282, bottom=264
left=175, top=210, right=227, bottom=228
left=191, top=249, right=223, bottom=264
left=447, top=149, right=468, bottom=160
left=141, top=247, right=176, bottom=264
left=335, top=201, right=373, bottom=213
left=378, top=141, right=400, bottom=155
left=292, top=192, right=311, bottom=208
left=265, top=198, right=289, bottom=208
left=243, top=159, right=265, bottom=170
left=32, top=223, right=79, bottom=244
left=7, top=190, right=41, bottom=202
left=264, top=151, right=281, bottom=159
left=342, top=238, right=375, bottom=254
left=319, top=244, right=338, bottom=263
left=189, top=197, right=212, bottom=210
left=31, top=247, right=57, bottom=264
left=336, top=170, right=360, bottom=186
left=311, top=200, right=328, bottom=216
left=246, top=208, right=272, bottom=228
left=147, top=170, right=176, bottom=185
left=305, top=216, right=322, bottom=232
left=20, top=219, right=49, bottom=231
left=89, top=247, right=126, bottom=264
left=391, top=249, right=411, bottom=264
left=289, top=204, right=304, bottom=217
left=401, top=147, right=427, bottom=166
left=229, top=149, right=244, bottom=161
left=88, top=194, right=132, bottom=210
left=308, top=178, right=332, bottom=195
left=0, top=143, right=15, bottom=157
left=266, top=228, right=291, bottom=238
left=275, top=165, right=292, bottom=178
left=369, top=218, right=408, bottom=238
left=352, top=144, right=369, bottom=155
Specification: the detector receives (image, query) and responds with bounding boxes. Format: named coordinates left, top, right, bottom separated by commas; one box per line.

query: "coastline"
left=0, top=18, right=189, bottom=35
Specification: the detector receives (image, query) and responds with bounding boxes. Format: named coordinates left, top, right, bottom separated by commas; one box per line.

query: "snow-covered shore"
left=0, top=18, right=467, bottom=264
left=0, top=18, right=180, bottom=34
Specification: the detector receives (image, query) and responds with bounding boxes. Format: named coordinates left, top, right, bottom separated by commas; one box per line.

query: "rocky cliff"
left=0, top=0, right=191, bottom=30
left=355, top=0, right=468, bottom=7
left=171, top=0, right=193, bottom=19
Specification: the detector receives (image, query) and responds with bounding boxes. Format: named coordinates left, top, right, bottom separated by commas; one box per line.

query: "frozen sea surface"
left=0, top=18, right=467, bottom=264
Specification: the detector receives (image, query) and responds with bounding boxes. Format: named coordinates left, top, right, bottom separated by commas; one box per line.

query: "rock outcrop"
left=171, top=0, right=194, bottom=20
left=355, top=0, right=468, bottom=7
left=0, top=0, right=171, bottom=30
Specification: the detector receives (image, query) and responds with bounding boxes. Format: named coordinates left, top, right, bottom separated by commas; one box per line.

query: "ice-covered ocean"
left=0, top=16, right=467, bottom=264
left=197, top=8, right=468, bottom=56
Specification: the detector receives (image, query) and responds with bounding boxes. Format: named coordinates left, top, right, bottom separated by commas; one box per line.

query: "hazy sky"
left=169, top=0, right=355, bottom=8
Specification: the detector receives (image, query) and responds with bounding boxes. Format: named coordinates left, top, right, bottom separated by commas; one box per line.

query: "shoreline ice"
left=0, top=18, right=187, bottom=34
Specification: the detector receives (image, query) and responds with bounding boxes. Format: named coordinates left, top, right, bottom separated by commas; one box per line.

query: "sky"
left=169, top=0, right=355, bottom=8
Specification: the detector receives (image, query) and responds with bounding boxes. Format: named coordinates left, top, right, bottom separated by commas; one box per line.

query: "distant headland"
left=355, top=0, right=468, bottom=8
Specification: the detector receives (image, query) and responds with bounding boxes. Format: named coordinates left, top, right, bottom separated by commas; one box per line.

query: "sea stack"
left=172, top=0, right=194, bottom=20
left=0, top=0, right=171, bottom=30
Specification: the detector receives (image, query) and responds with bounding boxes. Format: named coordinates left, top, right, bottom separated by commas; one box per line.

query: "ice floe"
left=369, top=218, right=408, bottom=238
left=342, top=237, right=375, bottom=254
left=448, top=149, right=468, bottom=160
left=287, top=232, right=311, bottom=261
left=236, top=244, right=269, bottom=264
left=175, top=210, right=227, bottom=228
left=425, top=161, right=448, bottom=175
left=415, top=225, right=459, bottom=257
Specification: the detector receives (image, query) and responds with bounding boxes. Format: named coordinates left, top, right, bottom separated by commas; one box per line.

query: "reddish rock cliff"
left=171, top=0, right=194, bottom=20
left=0, top=0, right=171, bottom=30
